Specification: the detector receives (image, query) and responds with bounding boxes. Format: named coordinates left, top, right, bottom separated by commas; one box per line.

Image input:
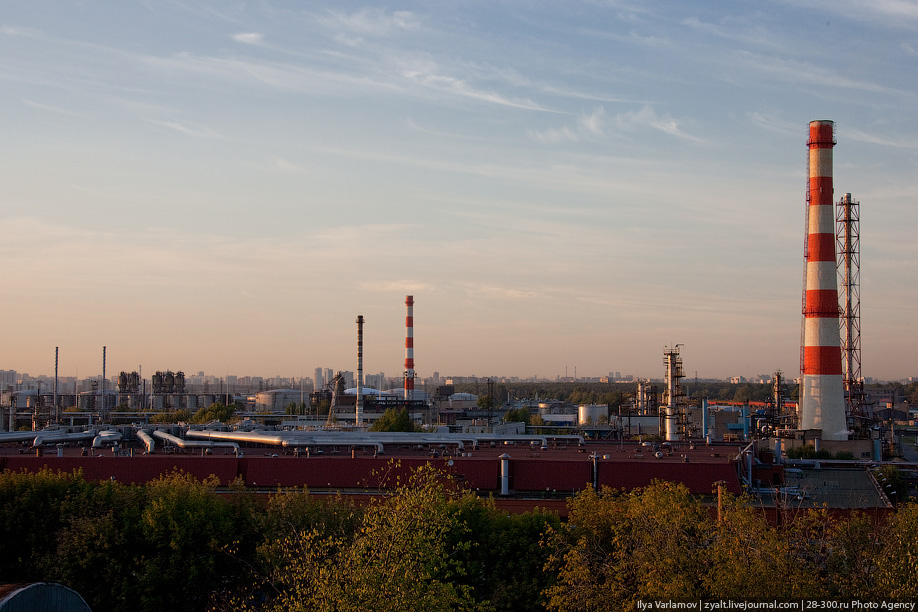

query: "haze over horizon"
left=2, top=1, right=917, bottom=382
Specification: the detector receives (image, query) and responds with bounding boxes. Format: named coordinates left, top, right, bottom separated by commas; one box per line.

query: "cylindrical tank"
left=578, top=404, right=607, bottom=426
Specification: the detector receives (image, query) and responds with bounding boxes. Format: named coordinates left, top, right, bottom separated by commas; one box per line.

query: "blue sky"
left=2, top=1, right=917, bottom=381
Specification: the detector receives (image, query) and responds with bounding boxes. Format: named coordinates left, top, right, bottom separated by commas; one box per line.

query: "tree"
left=703, top=492, right=803, bottom=598
left=826, top=512, right=884, bottom=598
left=477, top=394, right=494, bottom=410
left=151, top=409, right=191, bottom=423
left=450, top=497, right=560, bottom=612
left=544, top=481, right=708, bottom=611
left=245, top=465, right=480, bottom=612
left=370, top=407, right=417, bottom=432
left=503, top=408, right=530, bottom=424
left=192, top=402, right=236, bottom=424
left=136, top=472, right=239, bottom=612
left=874, top=502, right=918, bottom=597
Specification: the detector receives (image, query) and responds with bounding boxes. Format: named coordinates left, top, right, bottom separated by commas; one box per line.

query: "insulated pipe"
left=185, top=429, right=387, bottom=454
left=499, top=453, right=510, bottom=496
left=92, top=431, right=122, bottom=449
left=136, top=429, right=156, bottom=453
left=152, top=430, right=239, bottom=454
left=800, top=120, right=847, bottom=440
left=404, top=295, right=414, bottom=400
left=32, top=431, right=97, bottom=447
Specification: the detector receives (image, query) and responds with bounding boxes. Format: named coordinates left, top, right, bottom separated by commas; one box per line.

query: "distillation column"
left=799, top=120, right=847, bottom=440
left=662, top=346, right=684, bottom=442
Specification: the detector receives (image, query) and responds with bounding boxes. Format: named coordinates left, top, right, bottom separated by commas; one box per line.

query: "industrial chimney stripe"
left=799, top=120, right=847, bottom=440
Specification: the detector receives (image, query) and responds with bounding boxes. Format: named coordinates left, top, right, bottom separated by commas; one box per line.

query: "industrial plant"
left=0, top=123, right=910, bottom=517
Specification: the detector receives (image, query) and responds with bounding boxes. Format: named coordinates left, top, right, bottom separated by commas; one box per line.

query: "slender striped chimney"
left=356, top=315, right=364, bottom=426
left=404, top=295, right=414, bottom=400
left=799, top=120, right=847, bottom=440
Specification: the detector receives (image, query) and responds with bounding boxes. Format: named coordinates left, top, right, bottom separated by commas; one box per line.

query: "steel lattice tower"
left=836, top=193, right=864, bottom=420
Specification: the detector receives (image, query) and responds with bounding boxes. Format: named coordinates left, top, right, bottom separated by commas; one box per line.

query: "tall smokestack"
left=404, top=295, right=414, bottom=400
left=102, top=345, right=107, bottom=421
left=800, top=120, right=847, bottom=440
left=53, top=347, right=59, bottom=423
left=356, top=315, right=364, bottom=426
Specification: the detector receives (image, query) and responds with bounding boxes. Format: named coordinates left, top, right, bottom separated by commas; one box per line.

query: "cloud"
left=145, top=118, right=222, bottom=139
left=317, top=8, right=421, bottom=46
left=21, top=98, right=83, bottom=117
left=778, top=0, right=918, bottom=28
left=737, top=51, right=909, bottom=95
left=531, top=105, right=701, bottom=143
left=846, top=128, right=918, bottom=149
left=529, top=107, right=607, bottom=142
left=233, top=32, right=263, bottom=45
left=401, top=64, right=557, bottom=112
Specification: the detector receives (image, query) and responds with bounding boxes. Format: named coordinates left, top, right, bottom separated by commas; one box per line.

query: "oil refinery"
left=0, top=122, right=908, bottom=518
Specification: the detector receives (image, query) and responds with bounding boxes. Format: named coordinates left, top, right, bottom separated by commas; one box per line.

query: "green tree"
left=151, top=409, right=191, bottom=423
left=703, top=492, right=804, bottom=598
left=451, top=497, right=560, bottom=612
left=370, top=407, right=417, bottom=432
left=874, top=502, right=918, bottom=597
left=246, top=465, right=480, bottom=612
left=192, top=402, right=236, bottom=424
left=544, top=481, right=708, bottom=611
left=0, top=468, right=90, bottom=582
left=136, top=471, right=238, bottom=612
left=477, top=394, right=494, bottom=410
left=503, top=408, right=530, bottom=424
left=826, top=512, right=884, bottom=598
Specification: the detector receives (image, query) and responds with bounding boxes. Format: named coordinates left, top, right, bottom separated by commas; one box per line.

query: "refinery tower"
left=799, top=120, right=847, bottom=440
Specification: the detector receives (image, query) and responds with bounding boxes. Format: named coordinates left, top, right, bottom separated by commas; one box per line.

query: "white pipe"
left=136, top=430, right=156, bottom=453
left=152, top=430, right=239, bottom=453
left=186, top=429, right=388, bottom=454
left=32, top=431, right=97, bottom=447
left=499, top=453, right=510, bottom=496
left=92, top=431, right=122, bottom=449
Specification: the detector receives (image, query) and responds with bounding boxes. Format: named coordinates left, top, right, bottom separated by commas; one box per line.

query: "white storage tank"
left=578, top=404, right=608, bottom=426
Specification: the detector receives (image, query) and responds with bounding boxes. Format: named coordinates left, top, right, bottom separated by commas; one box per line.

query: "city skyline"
left=2, top=2, right=917, bottom=381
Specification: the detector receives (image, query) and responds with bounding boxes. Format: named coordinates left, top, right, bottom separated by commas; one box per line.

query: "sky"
left=2, top=1, right=917, bottom=382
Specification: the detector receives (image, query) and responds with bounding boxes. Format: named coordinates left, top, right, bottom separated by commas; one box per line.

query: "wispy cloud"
left=232, top=32, right=264, bottom=45
left=778, top=0, right=918, bottom=29
left=318, top=8, right=421, bottom=39
left=144, top=118, right=222, bottom=139
left=736, top=51, right=908, bottom=96
left=847, top=128, right=918, bottom=149
left=748, top=111, right=799, bottom=137
left=401, top=63, right=557, bottom=112
left=531, top=105, right=702, bottom=142
left=21, top=98, right=83, bottom=117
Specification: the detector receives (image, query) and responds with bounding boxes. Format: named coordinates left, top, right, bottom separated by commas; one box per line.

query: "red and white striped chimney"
left=404, top=295, right=415, bottom=400
left=356, top=314, right=364, bottom=426
left=799, top=120, right=847, bottom=440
